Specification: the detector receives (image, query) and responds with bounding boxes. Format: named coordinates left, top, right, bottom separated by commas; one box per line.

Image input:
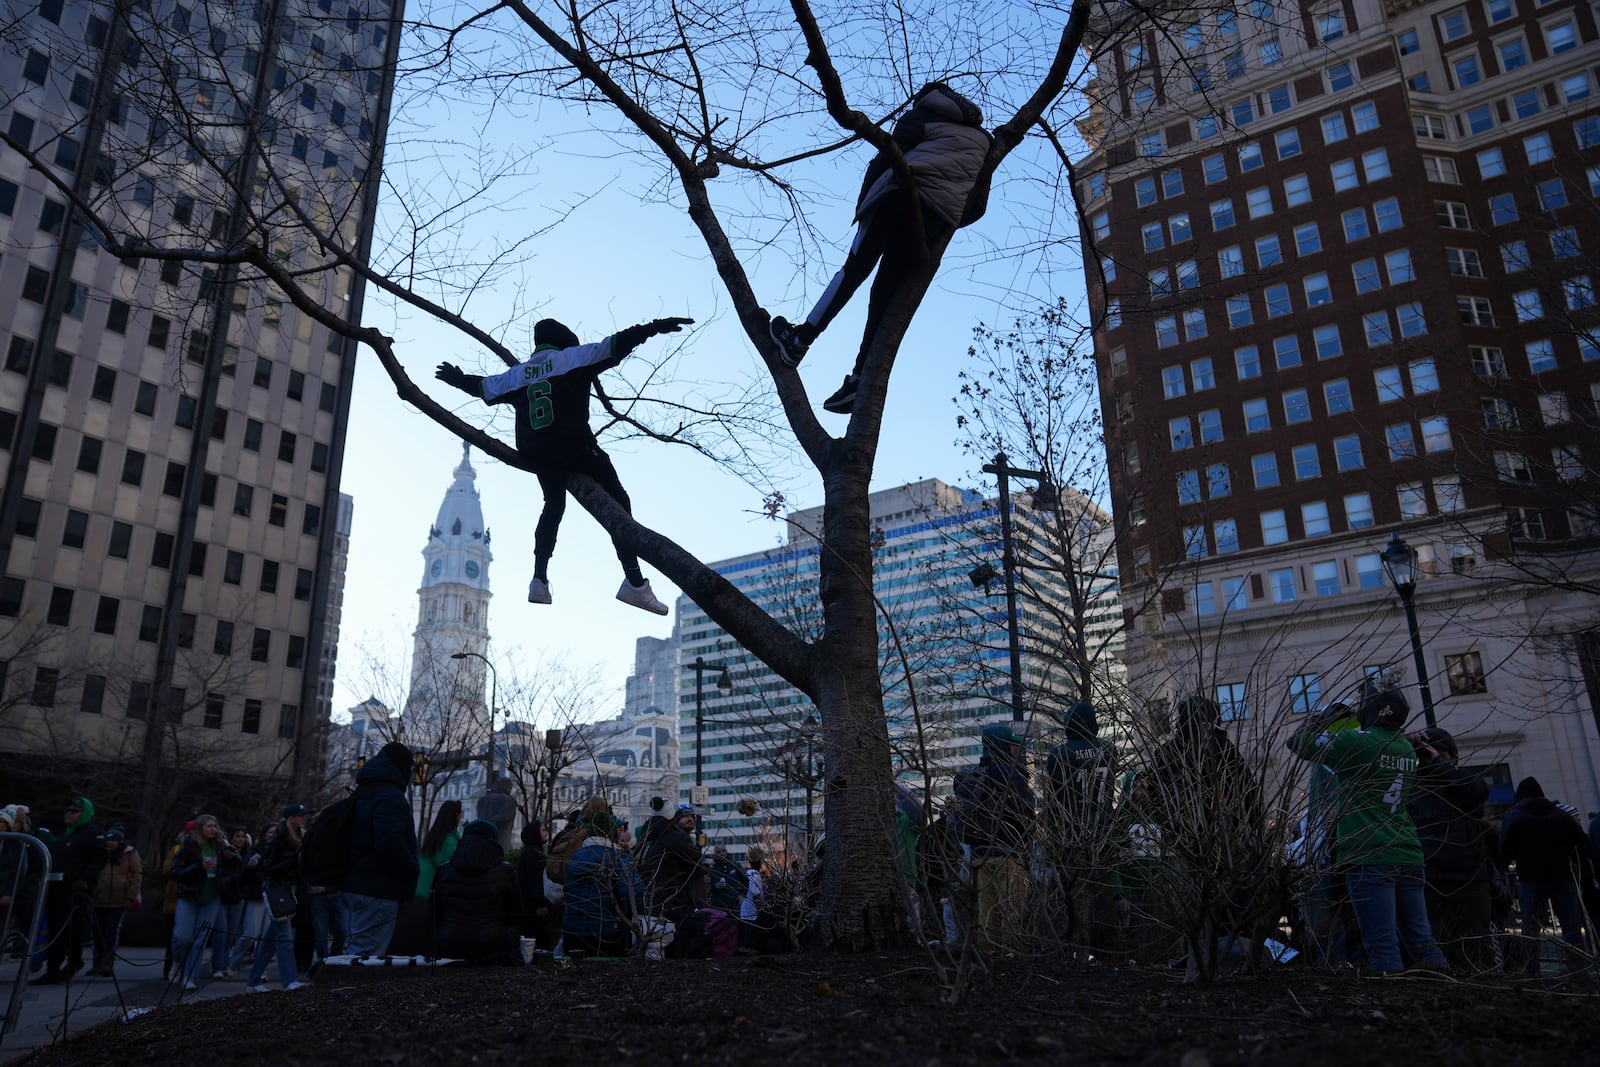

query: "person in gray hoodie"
left=767, top=81, right=992, bottom=414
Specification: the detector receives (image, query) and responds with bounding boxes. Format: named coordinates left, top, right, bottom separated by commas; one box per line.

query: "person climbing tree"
left=765, top=81, right=992, bottom=414
left=436, top=315, right=693, bottom=613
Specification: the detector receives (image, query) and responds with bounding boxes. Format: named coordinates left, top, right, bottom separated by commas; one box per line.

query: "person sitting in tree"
left=436, top=315, right=692, bottom=614
left=766, top=81, right=992, bottom=415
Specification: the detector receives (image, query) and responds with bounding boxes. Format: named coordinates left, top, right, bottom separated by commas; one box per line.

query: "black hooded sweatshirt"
left=433, top=824, right=519, bottom=959
left=1500, top=777, right=1591, bottom=885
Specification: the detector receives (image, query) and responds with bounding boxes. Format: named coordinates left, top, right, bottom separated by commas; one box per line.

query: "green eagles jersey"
left=1292, top=724, right=1423, bottom=867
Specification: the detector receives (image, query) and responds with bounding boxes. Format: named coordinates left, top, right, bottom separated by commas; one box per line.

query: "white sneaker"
left=616, top=579, right=669, bottom=615
left=528, top=577, right=552, bottom=604
left=245, top=984, right=269, bottom=993
left=285, top=981, right=306, bottom=991
left=183, top=980, right=198, bottom=992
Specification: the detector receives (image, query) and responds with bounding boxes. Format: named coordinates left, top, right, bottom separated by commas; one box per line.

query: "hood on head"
left=915, top=81, right=983, bottom=126
left=1514, top=776, right=1545, bottom=802
left=1174, top=695, right=1220, bottom=742
left=534, top=318, right=580, bottom=350
left=980, top=722, right=1022, bottom=761
left=1063, top=701, right=1098, bottom=741
left=68, top=796, right=95, bottom=830
left=520, top=818, right=543, bottom=847
left=450, top=822, right=505, bottom=875
left=357, top=744, right=412, bottom=788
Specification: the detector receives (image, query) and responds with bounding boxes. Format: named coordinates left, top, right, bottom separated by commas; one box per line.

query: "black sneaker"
left=822, top=374, right=858, bottom=414
left=769, top=316, right=809, bottom=368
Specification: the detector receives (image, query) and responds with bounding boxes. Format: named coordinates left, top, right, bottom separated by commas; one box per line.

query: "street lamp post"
left=683, top=657, right=732, bottom=788
left=451, top=650, right=498, bottom=788
left=976, top=451, right=1059, bottom=724
left=1380, top=534, right=1438, bottom=728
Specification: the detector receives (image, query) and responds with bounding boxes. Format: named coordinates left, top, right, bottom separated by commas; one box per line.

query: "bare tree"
left=2, top=0, right=1102, bottom=944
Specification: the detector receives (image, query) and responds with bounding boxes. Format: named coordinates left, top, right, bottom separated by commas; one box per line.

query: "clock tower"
left=404, top=443, right=494, bottom=747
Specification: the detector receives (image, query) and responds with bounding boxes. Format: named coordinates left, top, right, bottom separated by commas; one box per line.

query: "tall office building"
left=1078, top=1, right=1600, bottom=806
left=676, top=478, right=1123, bottom=857
left=0, top=0, right=401, bottom=821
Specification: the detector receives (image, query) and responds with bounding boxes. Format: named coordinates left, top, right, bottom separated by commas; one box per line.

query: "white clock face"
left=465, top=561, right=480, bottom=579
left=430, top=559, right=442, bottom=578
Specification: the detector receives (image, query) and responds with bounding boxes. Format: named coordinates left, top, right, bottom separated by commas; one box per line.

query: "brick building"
left=1077, top=0, right=1600, bottom=807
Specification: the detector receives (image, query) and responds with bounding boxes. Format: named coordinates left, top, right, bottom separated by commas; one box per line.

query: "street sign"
left=690, top=786, right=709, bottom=806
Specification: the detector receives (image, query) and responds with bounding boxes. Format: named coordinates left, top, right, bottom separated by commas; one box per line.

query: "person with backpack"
left=337, top=742, right=420, bottom=956
left=245, top=804, right=308, bottom=991
left=638, top=805, right=709, bottom=924
left=561, top=812, right=645, bottom=957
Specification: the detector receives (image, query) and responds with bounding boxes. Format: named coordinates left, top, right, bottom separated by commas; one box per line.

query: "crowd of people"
left=930, top=690, right=1599, bottom=978
left=4, top=700, right=1596, bottom=981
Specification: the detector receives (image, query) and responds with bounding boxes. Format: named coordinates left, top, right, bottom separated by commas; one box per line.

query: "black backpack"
left=299, top=793, right=358, bottom=889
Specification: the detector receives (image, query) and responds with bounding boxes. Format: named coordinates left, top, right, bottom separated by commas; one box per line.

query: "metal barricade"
left=0, top=831, right=51, bottom=1052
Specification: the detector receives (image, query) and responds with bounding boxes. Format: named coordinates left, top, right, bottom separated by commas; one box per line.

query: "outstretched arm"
left=612, top=316, right=694, bottom=360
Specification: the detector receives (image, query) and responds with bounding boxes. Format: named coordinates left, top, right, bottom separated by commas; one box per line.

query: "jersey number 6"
left=526, top=380, right=554, bottom=429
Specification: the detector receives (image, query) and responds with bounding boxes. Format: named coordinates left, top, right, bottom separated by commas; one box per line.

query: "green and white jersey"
left=1292, top=724, right=1423, bottom=867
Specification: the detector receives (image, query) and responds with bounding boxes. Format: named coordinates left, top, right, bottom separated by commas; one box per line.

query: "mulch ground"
left=15, top=952, right=1599, bottom=1066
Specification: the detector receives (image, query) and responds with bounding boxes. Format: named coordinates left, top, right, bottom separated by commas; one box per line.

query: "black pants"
left=91, top=907, right=125, bottom=972
left=44, top=887, right=88, bottom=977
left=533, top=444, right=639, bottom=580
left=564, top=929, right=632, bottom=958
left=807, top=193, right=953, bottom=376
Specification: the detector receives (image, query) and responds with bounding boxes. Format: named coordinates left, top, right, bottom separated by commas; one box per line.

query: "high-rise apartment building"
left=1078, top=0, right=1600, bottom=806
left=0, top=0, right=401, bottom=822
left=676, top=478, right=1123, bottom=857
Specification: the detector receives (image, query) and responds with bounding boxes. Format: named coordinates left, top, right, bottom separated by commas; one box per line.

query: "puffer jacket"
left=90, top=845, right=142, bottom=908
left=855, top=82, right=992, bottom=228
left=432, top=826, right=518, bottom=959
left=563, top=837, right=645, bottom=940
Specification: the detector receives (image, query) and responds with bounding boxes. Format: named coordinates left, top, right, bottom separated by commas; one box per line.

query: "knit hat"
left=104, top=822, right=126, bottom=843
left=589, top=811, right=617, bottom=838
left=1514, top=776, right=1545, bottom=802
left=981, top=723, right=1020, bottom=744
left=0, top=805, right=16, bottom=827
left=534, top=318, right=580, bottom=350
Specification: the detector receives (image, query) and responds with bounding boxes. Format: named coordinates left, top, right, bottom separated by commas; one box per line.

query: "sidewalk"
left=0, top=945, right=284, bottom=1064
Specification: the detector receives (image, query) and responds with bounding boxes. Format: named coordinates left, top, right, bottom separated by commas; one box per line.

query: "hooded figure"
left=516, top=818, right=552, bottom=943
left=766, top=81, right=994, bottom=414
left=1500, top=776, right=1593, bottom=974
left=36, top=795, right=105, bottom=984
left=340, top=742, right=421, bottom=956
left=432, top=819, right=520, bottom=961
left=435, top=313, right=692, bottom=613
left=1405, top=727, right=1493, bottom=968
left=1044, top=702, right=1119, bottom=840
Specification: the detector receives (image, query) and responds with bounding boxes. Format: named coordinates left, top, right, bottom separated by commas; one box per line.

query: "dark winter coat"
left=171, top=835, right=241, bottom=901
left=515, top=824, right=549, bottom=935
left=47, top=798, right=106, bottom=896
left=955, top=732, right=1036, bottom=860
left=1501, top=795, right=1591, bottom=885
left=1043, top=702, right=1118, bottom=847
left=432, top=825, right=519, bottom=960
left=562, top=837, right=645, bottom=940
left=255, top=822, right=300, bottom=888
left=706, top=855, right=749, bottom=913
left=855, top=82, right=992, bottom=228
left=343, top=749, right=421, bottom=901
left=1407, top=759, right=1492, bottom=883
left=638, top=825, right=707, bottom=922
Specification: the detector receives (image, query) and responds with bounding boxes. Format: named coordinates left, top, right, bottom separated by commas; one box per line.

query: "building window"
left=1236, top=345, right=1261, bottom=379
left=1294, top=222, right=1322, bottom=255
left=1398, top=482, right=1429, bottom=518
left=1184, top=526, right=1208, bottom=560
left=1292, top=443, right=1321, bottom=480
left=1214, top=519, right=1240, bottom=554
left=1312, top=561, right=1340, bottom=596
left=1283, top=388, right=1311, bottom=424
left=1217, top=683, right=1249, bottom=721
left=1302, top=501, right=1331, bottom=537
left=1345, top=491, right=1374, bottom=528
left=1262, top=509, right=1289, bottom=545
left=1289, top=673, right=1322, bottom=713
left=1253, top=452, right=1280, bottom=488
left=1244, top=398, right=1271, bottom=433
left=1387, top=424, right=1417, bottom=460
left=1270, top=567, right=1296, bottom=602
left=1445, top=652, right=1487, bottom=694
left=1334, top=435, right=1364, bottom=471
